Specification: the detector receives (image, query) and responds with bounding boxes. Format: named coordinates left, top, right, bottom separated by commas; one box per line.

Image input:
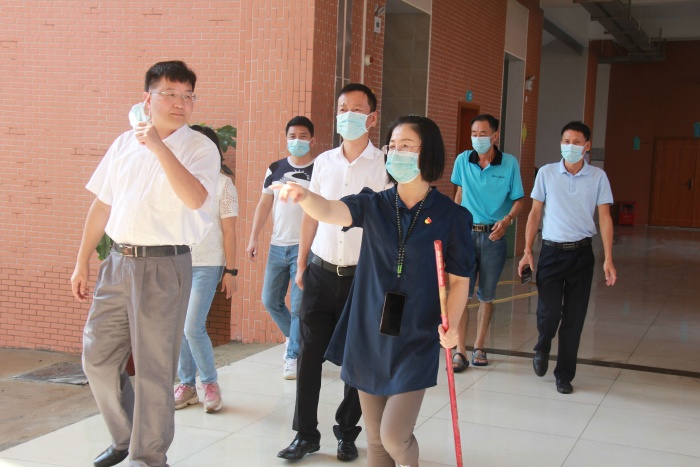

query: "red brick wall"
left=227, top=1, right=317, bottom=345
left=605, top=40, right=700, bottom=226
left=0, top=0, right=544, bottom=352
left=0, top=1, right=314, bottom=352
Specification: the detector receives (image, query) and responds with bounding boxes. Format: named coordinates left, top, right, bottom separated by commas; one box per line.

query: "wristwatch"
left=504, top=215, right=514, bottom=226
left=224, top=268, right=238, bottom=276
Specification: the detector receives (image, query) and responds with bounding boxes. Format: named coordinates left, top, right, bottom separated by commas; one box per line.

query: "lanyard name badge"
left=381, top=187, right=431, bottom=337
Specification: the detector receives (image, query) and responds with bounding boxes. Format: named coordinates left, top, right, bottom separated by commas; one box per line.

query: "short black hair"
left=144, top=61, right=197, bottom=91
left=286, top=116, right=315, bottom=137
left=338, top=83, right=377, bottom=112
left=561, top=121, right=591, bottom=141
left=384, top=115, right=445, bottom=183
left=471, top=114, right=499, bottom=132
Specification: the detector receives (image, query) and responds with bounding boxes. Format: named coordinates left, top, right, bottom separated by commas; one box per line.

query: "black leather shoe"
left=277, top=438, right=321, bottom=460
left=533, top=351, right=549, bottom=377
left=93, top=446, right=128, bottom=467
left=556, top=380, right=573, bottom=394
left=337, top=440, right=359, bottom=461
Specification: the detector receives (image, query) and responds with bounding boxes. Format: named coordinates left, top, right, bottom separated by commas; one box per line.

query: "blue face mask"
left=287, top=139, right=310, bottom=157
left=561, top=144, right=585, bottom=164
left=471, top=136, right=493, bottom=155
left=336, top=111, right=371, bottom=141
left=386, top=151, right=421, bottom=184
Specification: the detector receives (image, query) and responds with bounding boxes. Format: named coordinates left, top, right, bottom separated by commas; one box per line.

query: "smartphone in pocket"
left=380, top=292, right=406, bottom=336
left=521, top=265, right=532, bottom=284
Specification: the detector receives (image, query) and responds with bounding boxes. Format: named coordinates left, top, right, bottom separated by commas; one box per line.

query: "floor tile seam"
left=562, top=368, right=619, bottom=465
left=579, top=429, right=700, bottom=458
left=598, top=399, right=700, bottom=422
left=442, top=417, right=582, bottom=441
left=459, top=385, right=601, bottom=407
left=212, top=385, right=297, bottom=400
left=477, top=347, right=700, bottom=379
left=169, top=430, right=240, bottom=466
left=0, top=452, right=70, bottom=466
left=176, top=398, right=296, bottom=437
left=639, top=290, right=674, bottom=339
left=488, top=360, right=621, bottom=381
left=570, top=437, right=700, bottom=461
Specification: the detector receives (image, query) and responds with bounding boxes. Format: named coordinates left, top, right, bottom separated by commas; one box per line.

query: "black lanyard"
left=395, top=187, right=431, bottom=277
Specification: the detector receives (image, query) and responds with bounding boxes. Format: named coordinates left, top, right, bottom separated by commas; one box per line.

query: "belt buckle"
left=473, top=225, right=485, bottom=233
left=562, top=242, right=576, bottom=251
left=336, top=265, right=345, bottom=276
left=119, top=245, right=135, bottom=257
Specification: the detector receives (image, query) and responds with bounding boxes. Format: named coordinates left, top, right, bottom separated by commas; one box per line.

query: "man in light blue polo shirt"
left=518, top=121, right=617, bottom=395
left=451, top=114, right=524, bottom=371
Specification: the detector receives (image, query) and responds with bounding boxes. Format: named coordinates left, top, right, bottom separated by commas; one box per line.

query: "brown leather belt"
left=542, top=238, right=592, bottom=251
left=112, top=243, right=190, bottom=258
left=311, top=255, right=356, bottom=277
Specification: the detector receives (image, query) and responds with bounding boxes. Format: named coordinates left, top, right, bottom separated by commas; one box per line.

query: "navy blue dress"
left=325, top=185, right=474, bottom=396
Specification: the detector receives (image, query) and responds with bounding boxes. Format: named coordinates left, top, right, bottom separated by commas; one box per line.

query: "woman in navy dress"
left=275, top=115, right=473, bottom=466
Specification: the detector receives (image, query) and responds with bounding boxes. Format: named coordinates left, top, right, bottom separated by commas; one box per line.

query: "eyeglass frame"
left=149, top=90, right=198, bottom=103
left=381, top=144, right=422, bottom=155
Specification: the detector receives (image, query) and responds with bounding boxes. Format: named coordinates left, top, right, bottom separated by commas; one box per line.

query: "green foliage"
left=96, top=234, right=113, bottom=261
left=196, top=124, right=237, bottom=152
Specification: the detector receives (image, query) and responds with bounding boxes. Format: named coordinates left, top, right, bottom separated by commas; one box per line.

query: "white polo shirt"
left=309, top=141, right=389, bottom=266
left=86, top=125, right=220, bottom=246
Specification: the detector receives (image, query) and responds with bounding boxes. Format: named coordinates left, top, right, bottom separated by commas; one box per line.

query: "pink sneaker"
left=203, top=382, right=223, bottom=413
left=174, top=384, right=199, bottom=409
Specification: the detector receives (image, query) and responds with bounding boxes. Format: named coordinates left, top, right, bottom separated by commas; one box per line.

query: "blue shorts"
left=469, top=231, right=507, bottom=302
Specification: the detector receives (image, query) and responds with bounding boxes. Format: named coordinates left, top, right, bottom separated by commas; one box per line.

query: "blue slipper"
left=472, top=348, right=488, bottom=366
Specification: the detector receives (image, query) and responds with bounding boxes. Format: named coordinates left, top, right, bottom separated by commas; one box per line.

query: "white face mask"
left=561, top=144, right=585, bottom=164
left=129, top=102, right=150, bottom=129
left=336, top=111, right=371, bottom=141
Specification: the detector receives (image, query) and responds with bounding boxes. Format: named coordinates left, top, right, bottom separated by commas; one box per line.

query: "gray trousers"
left=82, top=252, right=192, bottom=467
left=358, top=389, right=425, bottom=467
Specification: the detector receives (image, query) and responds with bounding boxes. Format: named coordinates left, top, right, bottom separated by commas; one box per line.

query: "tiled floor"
left=1, top=226, right=700, bottom=466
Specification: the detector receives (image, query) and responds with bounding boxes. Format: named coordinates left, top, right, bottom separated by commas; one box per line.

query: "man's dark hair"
left=471, top=114, right=499, bottom=132
left=338, top=83, right=378, bottom=112
left=144, top=61, right=197, bottom=91
left=561, top=121, right=591, bottom=141
left=384, top=115, right=445, bottom=183
left=286, top=116, right=315, bottom=137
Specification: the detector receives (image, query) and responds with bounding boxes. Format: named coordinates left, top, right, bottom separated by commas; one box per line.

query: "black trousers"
left=293, top=261, right=362, bottom=443
left=534, top=243, right=595, bottom=383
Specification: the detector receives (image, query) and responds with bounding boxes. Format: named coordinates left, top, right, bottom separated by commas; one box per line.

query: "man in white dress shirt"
left=277, top=83, right=388, bottom=462
left=70, top=61, right=220, bottom=467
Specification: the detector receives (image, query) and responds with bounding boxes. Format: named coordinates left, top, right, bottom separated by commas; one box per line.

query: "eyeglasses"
left=382, top=144, right=421, bottom=155
left=149, top=91, right=197, bottom=103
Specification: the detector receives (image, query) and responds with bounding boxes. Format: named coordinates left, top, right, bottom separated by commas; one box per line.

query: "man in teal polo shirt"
left=450, top=114, right=524, bottom=370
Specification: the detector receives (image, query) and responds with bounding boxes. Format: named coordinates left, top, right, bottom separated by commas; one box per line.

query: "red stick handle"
left=434, top=240, right=463, bottom=467
left=434, top=241, right=449, bottom=331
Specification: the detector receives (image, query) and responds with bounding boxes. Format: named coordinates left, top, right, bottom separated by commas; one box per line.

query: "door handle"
left=685, top=179, right=693, bottom=190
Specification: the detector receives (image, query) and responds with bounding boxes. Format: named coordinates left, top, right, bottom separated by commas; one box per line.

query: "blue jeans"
left=261, top=244, right=303, bottom=359
left=178, top=265, right=223, bottom=385
left=469, top=231, right=507, bottom=302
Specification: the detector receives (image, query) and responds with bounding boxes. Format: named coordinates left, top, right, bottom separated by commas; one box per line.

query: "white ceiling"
left=541, top=0, right=700, bottom=44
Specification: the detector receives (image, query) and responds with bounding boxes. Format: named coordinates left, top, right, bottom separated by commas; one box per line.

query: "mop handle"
left=434, top=240, right=449, bottom=330
left=434, top=240, right=464, bottom=467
